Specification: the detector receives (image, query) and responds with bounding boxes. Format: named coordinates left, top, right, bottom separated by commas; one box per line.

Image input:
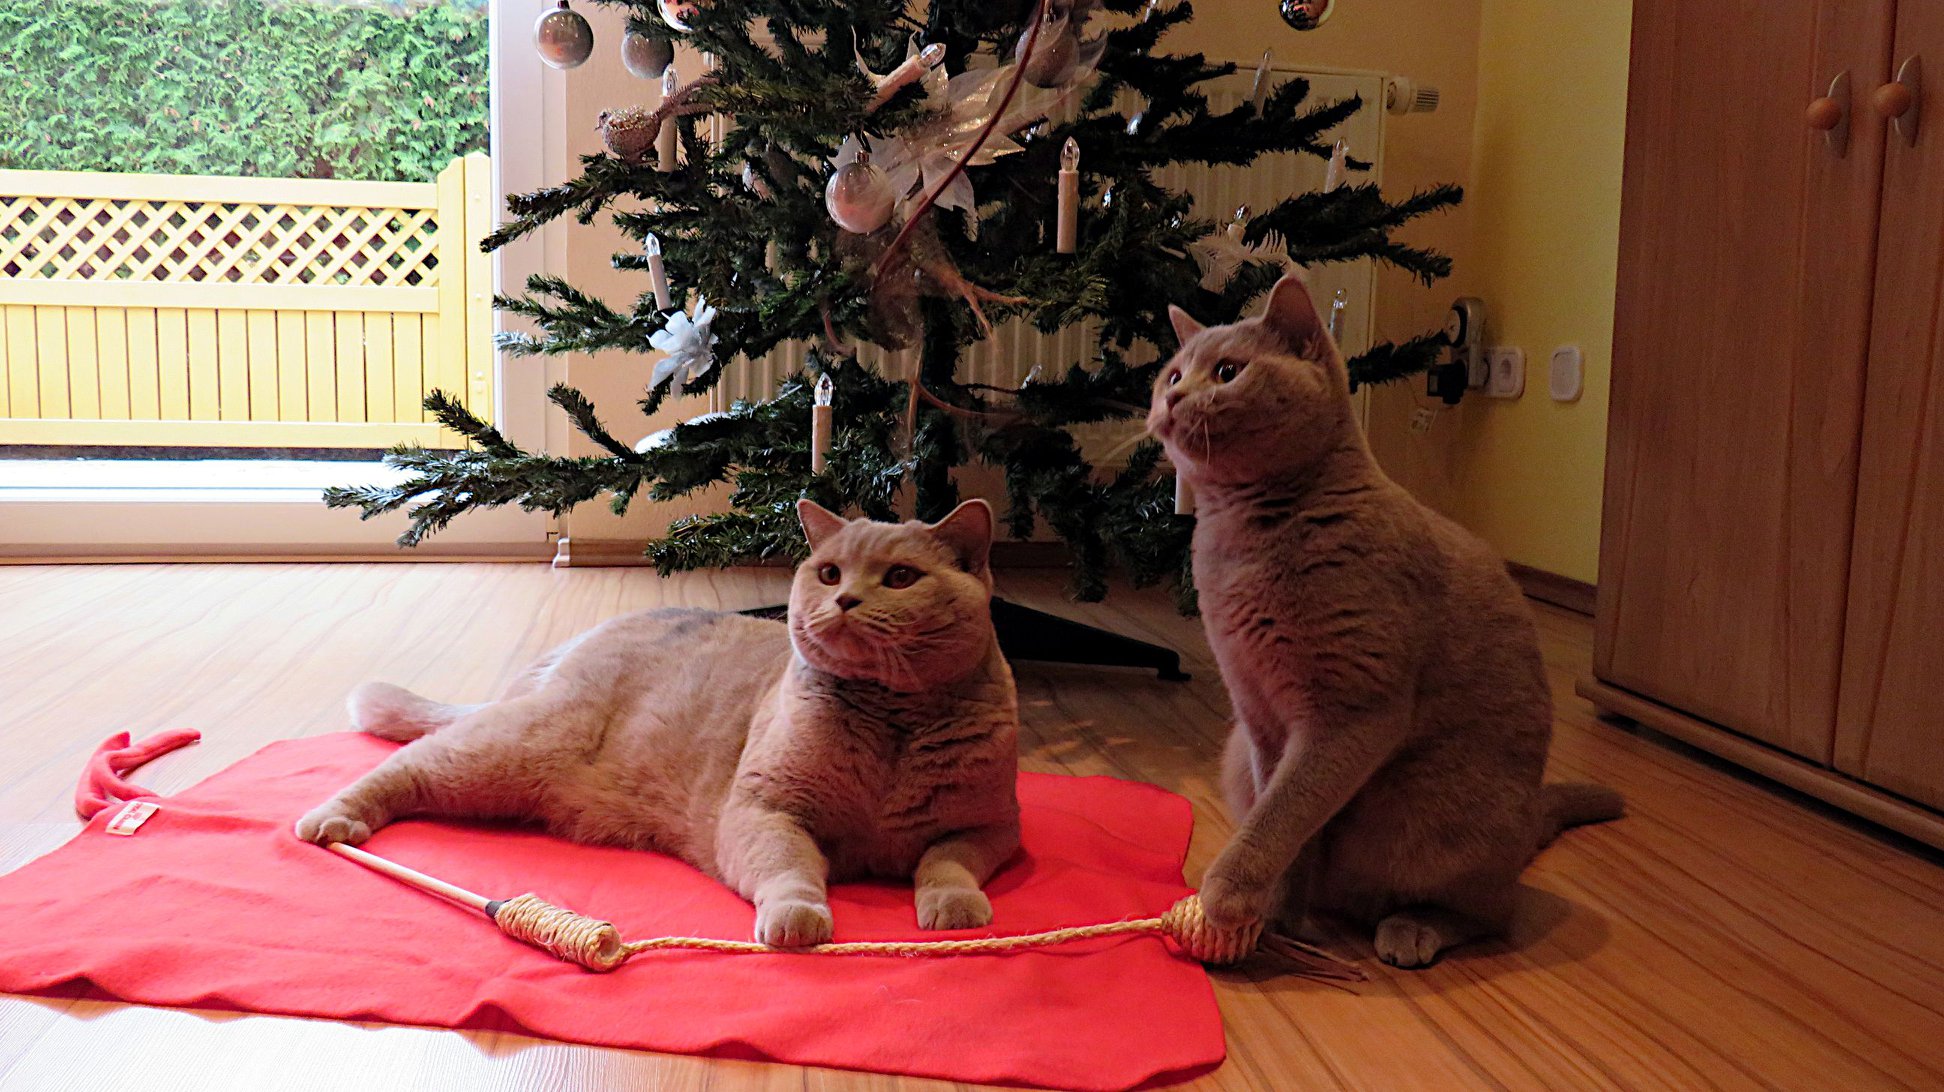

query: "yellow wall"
left=1169, top=0, right=1484, bottom=400
left=1371, top=0, right=1633, bottom=584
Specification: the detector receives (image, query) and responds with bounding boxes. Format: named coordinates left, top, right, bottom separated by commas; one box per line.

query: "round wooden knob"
left=1807, top=97, right=1844, bottom=130
left=1874, top=82, right=1916, bottom=119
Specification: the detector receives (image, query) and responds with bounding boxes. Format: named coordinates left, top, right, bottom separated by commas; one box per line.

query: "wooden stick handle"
left=325, top=842, right=496, bottom=915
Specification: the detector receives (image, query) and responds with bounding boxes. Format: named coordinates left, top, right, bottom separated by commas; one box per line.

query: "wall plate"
left=1550, top=345, right=1584, bottom=402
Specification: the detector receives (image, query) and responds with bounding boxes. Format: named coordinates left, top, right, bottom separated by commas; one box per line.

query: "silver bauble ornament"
left=1279, top=0, right=1334, bottom=31
left=658, top=0, right=699, bottom=32
left=533, top=0, right=594, bottom=69
left=621, top=30, right=674, bottom=79
left=1017, top=16, right=1079, bottom=88
left=824, top=154, right=896, bottom=234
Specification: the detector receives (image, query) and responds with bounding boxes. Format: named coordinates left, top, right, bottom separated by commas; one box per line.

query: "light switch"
left=1550, top=346, right=1584, bottom=402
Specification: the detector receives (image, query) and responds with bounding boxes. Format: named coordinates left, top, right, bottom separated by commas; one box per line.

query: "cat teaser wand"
left=323, top=842, right=1364, bottom=980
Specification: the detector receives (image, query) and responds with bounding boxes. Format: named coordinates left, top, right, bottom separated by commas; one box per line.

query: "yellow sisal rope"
left=490, top=892, right=1364, bottom=980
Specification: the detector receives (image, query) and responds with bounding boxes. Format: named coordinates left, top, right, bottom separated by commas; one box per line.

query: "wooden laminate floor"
left=2, top=563, right=1941, bottom=1091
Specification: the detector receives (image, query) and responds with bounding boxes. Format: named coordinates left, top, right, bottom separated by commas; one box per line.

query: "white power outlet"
left=1484, top=347, right=1525, bottom=399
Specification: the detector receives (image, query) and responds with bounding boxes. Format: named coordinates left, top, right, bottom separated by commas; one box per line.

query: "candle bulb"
left=1328, top=287, right=1348, bottom=344
left=1227, top=203, right=1249, bottom=242
left=656, top=68, right=679, bottom=172
left=644, top=234, right=671, bottom=311
left=1323, top=139, right=1348, bottom=193
left=870, top=42, right=946, bottom=111
left=1249, top=49, right=1274, bottom=112
left=811, top=373, right=834, bottom=473
left=1057, top=137, right=1080, bottom=254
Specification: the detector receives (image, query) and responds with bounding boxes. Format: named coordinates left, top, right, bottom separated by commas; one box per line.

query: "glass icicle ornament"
left=824, top=151, right=896, bottom=234
left=533, top=0, right=593, bottom=69
left=621, top=30, right=674, bottom=79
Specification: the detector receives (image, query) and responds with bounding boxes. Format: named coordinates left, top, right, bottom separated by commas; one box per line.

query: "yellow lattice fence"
left=0, top=155, right=493, bottom=448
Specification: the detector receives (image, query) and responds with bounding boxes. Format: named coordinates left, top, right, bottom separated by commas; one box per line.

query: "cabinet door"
left=1596, top=0, right=1890, bottom=761
left=1838, top=6, right=1944, bottom=810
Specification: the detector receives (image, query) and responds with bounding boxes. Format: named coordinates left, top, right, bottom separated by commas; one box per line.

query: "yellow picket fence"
left=0, top=154, right=493, bottom=448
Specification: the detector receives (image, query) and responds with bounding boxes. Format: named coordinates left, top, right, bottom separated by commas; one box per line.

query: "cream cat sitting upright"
left=1149, top=272, right=1622, bottom=968
left=295, top=499, right=1021, bottom=948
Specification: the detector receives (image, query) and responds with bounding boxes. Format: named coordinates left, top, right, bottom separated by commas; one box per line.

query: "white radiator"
left=715, top=63, right=1389, bottom=446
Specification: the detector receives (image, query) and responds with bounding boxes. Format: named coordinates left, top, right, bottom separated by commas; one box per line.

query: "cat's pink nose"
left=837, top=595, right=863, bottom=611
left=1165, top=389, right=1184, bottom=409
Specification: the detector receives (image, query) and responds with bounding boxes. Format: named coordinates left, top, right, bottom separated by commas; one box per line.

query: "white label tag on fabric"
left=105, top=800, right=160, bottom=836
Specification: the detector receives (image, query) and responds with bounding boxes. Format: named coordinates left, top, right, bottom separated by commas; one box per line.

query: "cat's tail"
left=1536, top=781, right=1625, bottom=849
left=348, top=682, right=480, bottom=742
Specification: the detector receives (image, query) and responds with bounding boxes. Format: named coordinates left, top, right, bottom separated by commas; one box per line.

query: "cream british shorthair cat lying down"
left=1150, top=271, right=1622, bottom=968
left=296, top=499, right=1021, bottom=948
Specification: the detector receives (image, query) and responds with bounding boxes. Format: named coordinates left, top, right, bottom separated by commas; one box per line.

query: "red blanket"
left=0, top=733, right=1223, bottom=1090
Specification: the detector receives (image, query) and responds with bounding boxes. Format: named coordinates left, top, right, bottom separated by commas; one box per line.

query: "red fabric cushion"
left=0, top=733, right=1223, bottom=1090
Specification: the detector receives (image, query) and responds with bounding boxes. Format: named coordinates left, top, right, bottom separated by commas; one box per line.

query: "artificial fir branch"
left=334, top=0, right=1465, bottom=608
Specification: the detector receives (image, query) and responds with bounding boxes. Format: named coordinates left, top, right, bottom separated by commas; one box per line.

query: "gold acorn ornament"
left=621, top=30, right=674, bottom=79
left=533, top=0, right=594, bottom=69
left=597, top=106, right=661, bottom=163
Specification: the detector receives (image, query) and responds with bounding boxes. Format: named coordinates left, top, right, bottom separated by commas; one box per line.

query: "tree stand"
left=741, top=599, right=1190, bottom=682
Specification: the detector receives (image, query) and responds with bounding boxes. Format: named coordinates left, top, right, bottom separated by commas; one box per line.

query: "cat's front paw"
left=1374, top=917, right=1445, bottom=969
left=293, top=803, right=374, bottom=846
left=916, top=886, right=992, bottom=931
left=1197, top=870, right=1276, bottom=932
left=754, top=898, right=834, bottom=947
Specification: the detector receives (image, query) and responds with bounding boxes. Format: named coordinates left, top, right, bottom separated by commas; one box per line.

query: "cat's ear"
left=928, top=499, right=994, bottom=574
left=1168, top=305, right=1205, bottom=346
left=1260, top=271, right=1328, bottom=356
left=796, top=498, right=848, bottom=550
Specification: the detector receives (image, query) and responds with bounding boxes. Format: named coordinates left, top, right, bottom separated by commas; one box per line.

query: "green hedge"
left=0, top=0, right=488, bottom=182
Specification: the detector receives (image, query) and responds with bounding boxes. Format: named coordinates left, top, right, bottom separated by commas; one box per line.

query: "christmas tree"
left=326, top=0, right=1459, bottom=608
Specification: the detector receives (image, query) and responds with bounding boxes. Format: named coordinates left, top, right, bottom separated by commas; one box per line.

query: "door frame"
left=0, top=0, right=566, bottom=561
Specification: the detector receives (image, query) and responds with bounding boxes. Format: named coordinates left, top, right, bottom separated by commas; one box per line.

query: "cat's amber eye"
left=882, top=564, right=921, bottom=589
left=1215, top=360, right=1244, bottom=383
left=1167, top=370, right=1182, bottom=386
left=817, top=563, right=841, bottom=585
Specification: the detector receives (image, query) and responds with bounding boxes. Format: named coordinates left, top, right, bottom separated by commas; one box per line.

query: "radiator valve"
left=1385, top=76, right=1441, bottom=115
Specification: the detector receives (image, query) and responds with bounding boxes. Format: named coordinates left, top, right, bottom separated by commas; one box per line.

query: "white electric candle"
left=644, top=234, right=671, bottom=311
left=870, top=42, right=946, bottom=111
left=1057, top=137, right=1080, bottom=254
left=1323, top=139, right=1348, bottom=193
left=657, top=68, right=679, bottom=172
left=1249, top=49, right=1273, bottom=111
left=811, top=373, right=834, bottom=473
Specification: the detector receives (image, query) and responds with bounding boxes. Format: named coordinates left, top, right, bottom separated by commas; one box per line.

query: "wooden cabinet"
left=1837, top=2, right=1944, bottom=813
left=1585, top=0, right=1944, bottom=847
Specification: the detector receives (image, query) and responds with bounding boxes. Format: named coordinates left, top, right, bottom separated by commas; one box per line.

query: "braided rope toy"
left=324, top=842, right=1364, bottom=981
